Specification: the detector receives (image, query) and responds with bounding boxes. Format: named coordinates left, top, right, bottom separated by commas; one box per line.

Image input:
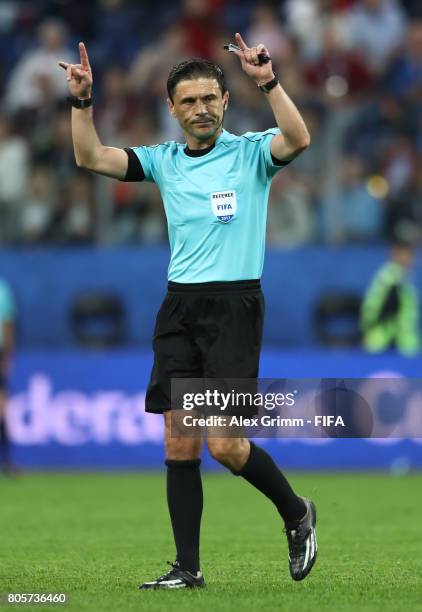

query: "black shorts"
left=145, top=280, right=264, bottom=414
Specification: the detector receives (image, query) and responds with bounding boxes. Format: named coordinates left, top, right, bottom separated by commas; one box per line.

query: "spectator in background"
left=0, top=2, right=20, bottom=92
left=344, top=94, right=415, bottom=165
left=128, top=24, right=190, bottom=141
left=128, top=25, right=188, bottom=98
left=108, top=177, right=165, bottom=245
left=361, top=238, right=421, bottom=356
left=0, top=114, right=29, bottom=241
left=107, top=116, right=165, bottom=245
left=51, top=173, right=95, bottom=244
left=386, top=158, right=422, bottom=243
left=292, top=103, right=327, bottom=188
left=19, top=166, right=55, bottom=244
left=284, top=0, right=352, bottom=61
left=401, top=0, right=422, bottom=18
left=267, top=168, right=315, bottom=246
left=246, top=4, right=290, bottom=65
left=384, top=18, right=422, bottom=102
left=5, top=18, right=75, bottom=113
left=305, top=21, right=374, bottom=210
left=178, top=0, right=218, bottom=59
left=345, top=0, right=407, bottom=74
left=0, top=278, right=16, bottom=474
left=306, top=22, right=374, bottom=103
left=46, top=109, right=77, bottom=182
left=98, top=66, right=139, bottom=143
left=323, top=155, right=385, bottom=242
left=40, top=0, right=97, bottom=41
left=284, top=0, right=331, bottom=62
left=95, top=0, right=145, bottom=70
left=381, top=135, right=415, bottom=196
left=224, top=75, right=272, bottom=134
left=0, top=1, right=419, bottom=247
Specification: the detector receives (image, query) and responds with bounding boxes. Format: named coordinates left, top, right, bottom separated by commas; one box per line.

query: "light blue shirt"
left=0, top=279, right=15, bottom=347
left=131, top=128, right=285, bottom=282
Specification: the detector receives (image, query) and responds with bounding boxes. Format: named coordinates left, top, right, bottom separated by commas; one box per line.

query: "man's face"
left=168, top=77, right=229, bottom=143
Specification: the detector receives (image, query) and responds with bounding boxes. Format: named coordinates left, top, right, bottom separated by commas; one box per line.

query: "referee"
left=60, top=33, right=317, bottom=589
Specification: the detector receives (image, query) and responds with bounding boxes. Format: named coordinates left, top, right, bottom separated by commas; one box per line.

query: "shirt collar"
left=184, top=128, right=230, bottom=157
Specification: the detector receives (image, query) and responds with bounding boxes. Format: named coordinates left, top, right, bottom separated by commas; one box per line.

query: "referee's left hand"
left=231, top=33, right=274, bottom=85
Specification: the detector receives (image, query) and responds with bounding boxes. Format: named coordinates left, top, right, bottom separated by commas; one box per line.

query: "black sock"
left=166, top=459, right=203, bottom=574
left=234, top=442, right=306, bottom=526
left=0, top=417, right=10, bottom=465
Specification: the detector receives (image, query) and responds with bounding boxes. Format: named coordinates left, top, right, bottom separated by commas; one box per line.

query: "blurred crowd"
left=0, top=0, right=421, bottom=247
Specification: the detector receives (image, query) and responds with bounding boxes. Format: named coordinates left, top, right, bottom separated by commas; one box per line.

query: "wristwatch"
left=67, top=96, right=93, bottom=109
left=258, top=75, right=279, bottom=94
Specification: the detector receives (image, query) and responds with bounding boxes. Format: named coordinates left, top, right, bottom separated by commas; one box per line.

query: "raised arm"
left=232, top=33, right=310, bottom=162
left=59, top=42, right=128, bottom=179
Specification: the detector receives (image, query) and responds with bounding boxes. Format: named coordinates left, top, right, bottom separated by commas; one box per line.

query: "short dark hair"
left=167, top=59, right=227, bottom=102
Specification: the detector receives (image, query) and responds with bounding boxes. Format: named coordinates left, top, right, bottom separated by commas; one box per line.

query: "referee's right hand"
left=58, top=42, right=92, bottom=100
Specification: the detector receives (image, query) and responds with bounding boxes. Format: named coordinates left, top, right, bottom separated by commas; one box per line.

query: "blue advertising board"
left=6, top=349, right=422, bottom=470
left=0, top=245, right=421, bottom=347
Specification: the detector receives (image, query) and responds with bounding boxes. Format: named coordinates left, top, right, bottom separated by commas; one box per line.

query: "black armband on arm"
left=121, top=147, right=145, bottom=181
left=271, top=153, right=292, bottom=167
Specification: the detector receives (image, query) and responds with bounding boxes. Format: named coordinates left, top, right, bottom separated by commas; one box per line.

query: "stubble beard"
left=189, top=114, right=224, bottom=143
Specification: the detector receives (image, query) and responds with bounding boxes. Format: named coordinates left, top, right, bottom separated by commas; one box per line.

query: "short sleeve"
left=0, top=281, right=15, bottom=322
left=258, top=128, right=291, bottom=178
left=242, top=128, right=290, bottom=180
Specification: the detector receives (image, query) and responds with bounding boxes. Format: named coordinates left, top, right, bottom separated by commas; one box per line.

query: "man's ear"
left=223, top=92, right=229, bottom=111
left=167, top=97, right=175, bottom=116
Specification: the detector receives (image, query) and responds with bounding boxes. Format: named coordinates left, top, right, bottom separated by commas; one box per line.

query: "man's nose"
left=194, top=100, right=208, bottom=114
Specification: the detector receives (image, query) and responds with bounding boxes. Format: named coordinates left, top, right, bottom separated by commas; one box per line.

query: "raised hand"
left=231, top=33, right=274, bottom=85
left=59, top=42, right=93, bottom=99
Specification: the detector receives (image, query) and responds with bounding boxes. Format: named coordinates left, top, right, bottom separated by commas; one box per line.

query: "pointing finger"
left=235, top=32, right=248, bottom=51
left=79, top=42, right=90, bottom=69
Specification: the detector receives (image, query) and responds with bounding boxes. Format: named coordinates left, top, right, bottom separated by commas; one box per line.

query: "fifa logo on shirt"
left=211, top=190, right=237, bottom=223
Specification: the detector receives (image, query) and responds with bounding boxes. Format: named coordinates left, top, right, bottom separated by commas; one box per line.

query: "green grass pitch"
left=0, top=471, right=421, bottom=611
